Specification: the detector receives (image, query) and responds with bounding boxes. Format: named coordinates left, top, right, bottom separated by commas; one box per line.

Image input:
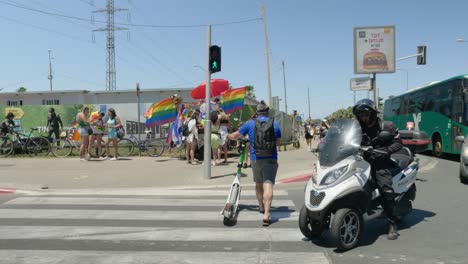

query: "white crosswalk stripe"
left=0, top=187, right=330, bottom=264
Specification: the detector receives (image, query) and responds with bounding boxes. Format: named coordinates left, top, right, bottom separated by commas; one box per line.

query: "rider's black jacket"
left=360, top=118, right=403, bottom=155
left=0, top=119, right=14, bottom=135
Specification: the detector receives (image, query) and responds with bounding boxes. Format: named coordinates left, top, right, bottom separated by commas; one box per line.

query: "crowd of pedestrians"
left=73, top=106, right=123, bottom=161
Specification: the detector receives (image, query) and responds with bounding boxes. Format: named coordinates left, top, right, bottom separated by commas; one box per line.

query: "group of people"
left=304, top=119, right=329, bottom=151
left=74, top=106, right=123, bottom=161
left=183, top=106, right=230, bottom=166
left=3, top=97, right=406, bottom=238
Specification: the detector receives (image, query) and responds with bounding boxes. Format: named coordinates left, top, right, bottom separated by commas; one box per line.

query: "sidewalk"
left=0, top=139, right=318, bottom=191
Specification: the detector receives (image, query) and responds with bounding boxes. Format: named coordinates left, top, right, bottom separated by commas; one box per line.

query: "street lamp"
left=193, top=65, right=206, bottom=72
left=397, top=67, right=419, bottom=91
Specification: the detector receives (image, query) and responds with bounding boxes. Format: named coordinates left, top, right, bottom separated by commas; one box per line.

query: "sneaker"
left=99, top=156, right=106, bottom=160
left=110, top=157, right=118, bottom=161
left=80, top=158, right=86, bottom=162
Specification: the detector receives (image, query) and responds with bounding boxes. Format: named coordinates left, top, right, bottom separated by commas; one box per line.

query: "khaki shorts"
left=252, top=159, right=279, bottom=184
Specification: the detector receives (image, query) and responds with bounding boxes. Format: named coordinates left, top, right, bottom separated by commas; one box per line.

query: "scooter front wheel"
left=299, top=205, right=322, bottom=239
left=330, top=208, right=363, bottom=251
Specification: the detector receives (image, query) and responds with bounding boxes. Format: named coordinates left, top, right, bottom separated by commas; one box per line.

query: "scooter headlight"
left=320, top=165, right=349, bottom=186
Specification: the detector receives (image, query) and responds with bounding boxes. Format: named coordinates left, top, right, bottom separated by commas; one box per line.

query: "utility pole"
left=204, top=25, right=212, bottom=180
left=136, top=82, right=141, bottom=141
left=48, top=50, right=53, bottom=92
left=307, top=86, right=311, bottom=119
left=93, top=0, right=128, bottom=91
left=261, top=4, right=272, bottom=107
left=282, top=60, right=288, bottom=114
left=372, top=73, right=379, bottom=111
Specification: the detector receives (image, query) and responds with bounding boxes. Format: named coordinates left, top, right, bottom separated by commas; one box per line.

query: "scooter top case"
left=399, top=130, right=430, bottom=153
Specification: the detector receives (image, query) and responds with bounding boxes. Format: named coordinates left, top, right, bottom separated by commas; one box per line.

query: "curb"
left=0, top=187, right=16, bottom=195
left=278, top=174, right=312, bottom=184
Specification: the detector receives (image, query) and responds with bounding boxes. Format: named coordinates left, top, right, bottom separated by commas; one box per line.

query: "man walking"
left=228, top=100, right=281, bottom=226
left=46, top=108, right=63, bottom=144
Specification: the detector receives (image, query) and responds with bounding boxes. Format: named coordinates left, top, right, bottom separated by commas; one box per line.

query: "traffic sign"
left=350, top=77, right=372, bottom=91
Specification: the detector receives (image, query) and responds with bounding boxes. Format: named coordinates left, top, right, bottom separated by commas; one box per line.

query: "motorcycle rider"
left=1, top=112, right=16, bottom=136
left=352, top=99, right=403, bottom=240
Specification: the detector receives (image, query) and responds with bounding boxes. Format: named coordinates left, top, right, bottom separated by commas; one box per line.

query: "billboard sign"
left=354, top=26, right=395, bottom=74
left=350, top=77, right=372, bottom=91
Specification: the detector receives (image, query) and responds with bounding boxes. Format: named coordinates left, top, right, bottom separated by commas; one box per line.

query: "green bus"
left=383, top=74, right=467, bottom=157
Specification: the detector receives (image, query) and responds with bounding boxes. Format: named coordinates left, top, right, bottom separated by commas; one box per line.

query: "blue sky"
left=1, top=0, right=468, bottom=118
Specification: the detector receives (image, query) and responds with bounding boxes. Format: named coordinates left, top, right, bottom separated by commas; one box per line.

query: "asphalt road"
left=0, top=153, right=465, bottom=264
left=285, top=153, right=467, bottom=264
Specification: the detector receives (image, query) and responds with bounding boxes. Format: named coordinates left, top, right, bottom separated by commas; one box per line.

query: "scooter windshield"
left=318, top=118, right=362, bottom=167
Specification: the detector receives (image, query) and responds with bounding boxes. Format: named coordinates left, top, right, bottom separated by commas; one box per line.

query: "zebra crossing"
left=0, top=187, right=330, bottom=264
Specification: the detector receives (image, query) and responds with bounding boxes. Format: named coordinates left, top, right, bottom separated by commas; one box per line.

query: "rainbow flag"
left=145, top=97, right=178, bottom=127
left=222, top=87, right=246, bottom=114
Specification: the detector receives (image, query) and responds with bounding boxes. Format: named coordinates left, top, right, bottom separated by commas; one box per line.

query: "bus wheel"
left=432, top=137, right=443, bottom=158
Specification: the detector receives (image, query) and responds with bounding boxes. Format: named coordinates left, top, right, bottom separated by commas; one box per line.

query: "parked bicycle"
left=50, top=128, right=105, bottom=158
left=0, top=128, right=50, bottom=158
left=117, top=129, right=165, bottom=157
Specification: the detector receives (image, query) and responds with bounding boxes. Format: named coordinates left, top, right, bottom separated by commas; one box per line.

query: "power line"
left=0, top=1, right=262, bottom=28
left=78, top=0, right=94, bottom=7
left=125, top=1, right=198, bottom=82
left=0, top=13, right=156, bottom=81
left=0, top=14, right=89, bottom=43
left=2, top=0, right=208, bottom=86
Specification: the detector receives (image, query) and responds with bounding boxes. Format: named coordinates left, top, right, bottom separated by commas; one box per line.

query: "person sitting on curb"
left=228, top=100, right=281, bottom=226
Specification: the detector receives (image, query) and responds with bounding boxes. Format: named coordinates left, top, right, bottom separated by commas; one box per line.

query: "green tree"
left=16, top=87, right=27, bottom=93
left=245, top=85, right=256, bottom=100
left=326, top=106, right=354, bottom=120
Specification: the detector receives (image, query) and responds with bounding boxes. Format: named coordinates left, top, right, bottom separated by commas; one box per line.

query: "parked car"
left=456, top=136, right=468, bottom=184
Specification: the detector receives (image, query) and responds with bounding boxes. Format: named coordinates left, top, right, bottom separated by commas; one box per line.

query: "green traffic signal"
left=209, top=45, right=221, bottom=73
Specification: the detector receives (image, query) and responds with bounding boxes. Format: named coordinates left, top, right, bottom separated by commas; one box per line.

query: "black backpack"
left=182, top=119, right=193, bottom=137
left=254, top=118, right=276, bottom=157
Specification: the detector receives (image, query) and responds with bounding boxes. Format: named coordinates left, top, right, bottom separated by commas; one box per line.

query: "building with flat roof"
left=0, top=88, right=260, bottom=139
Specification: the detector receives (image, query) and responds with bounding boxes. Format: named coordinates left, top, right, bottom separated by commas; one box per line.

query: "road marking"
left=5, top=197, right=295, bottom=207
left=419, top=159, right=439, bottom=172
left=0, top=209, right=299, bottom=221
left=25, top=188, right=289, bottom=197
left=0, top=251, right=330, bottom=264
left=0, top=226, right=304, bottom=241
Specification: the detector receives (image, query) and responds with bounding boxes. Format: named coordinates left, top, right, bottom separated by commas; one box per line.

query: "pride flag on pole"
left=222, top=87, right=246, bottom=114
left=145, top=97, right=178, bottom=128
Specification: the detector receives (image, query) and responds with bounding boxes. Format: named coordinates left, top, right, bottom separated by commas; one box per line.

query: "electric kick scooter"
left=221, top=138, right=248, bottom=225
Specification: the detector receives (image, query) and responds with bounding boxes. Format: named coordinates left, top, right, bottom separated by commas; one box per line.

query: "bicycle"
left=50, top=128, right=105, bottom=158
left=117, top=129, right=166, bottom=157
left=0, top=128, right=50, bottom=158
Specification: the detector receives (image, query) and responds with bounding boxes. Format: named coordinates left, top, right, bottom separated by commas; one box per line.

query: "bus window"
left=452, top=82, right=464, bottom=124
left=434, top=82, right=453, bottom=118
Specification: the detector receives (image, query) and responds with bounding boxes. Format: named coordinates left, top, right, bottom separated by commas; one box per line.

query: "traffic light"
left=209, top=45, right=221, bottom=73
left=417, top=45, right=426, bottom=65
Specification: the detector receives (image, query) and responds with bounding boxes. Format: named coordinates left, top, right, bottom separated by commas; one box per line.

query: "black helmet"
left=49, top=107, right=55, bottom=112
left=352, top=99, right=377, bottom=116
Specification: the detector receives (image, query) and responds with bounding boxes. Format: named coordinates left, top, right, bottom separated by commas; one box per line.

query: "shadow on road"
left=304, top=208, right=436, bottom=252
left=210, top=173, right=236, bottom=179
left=359, top=208, right=436, bottom=247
